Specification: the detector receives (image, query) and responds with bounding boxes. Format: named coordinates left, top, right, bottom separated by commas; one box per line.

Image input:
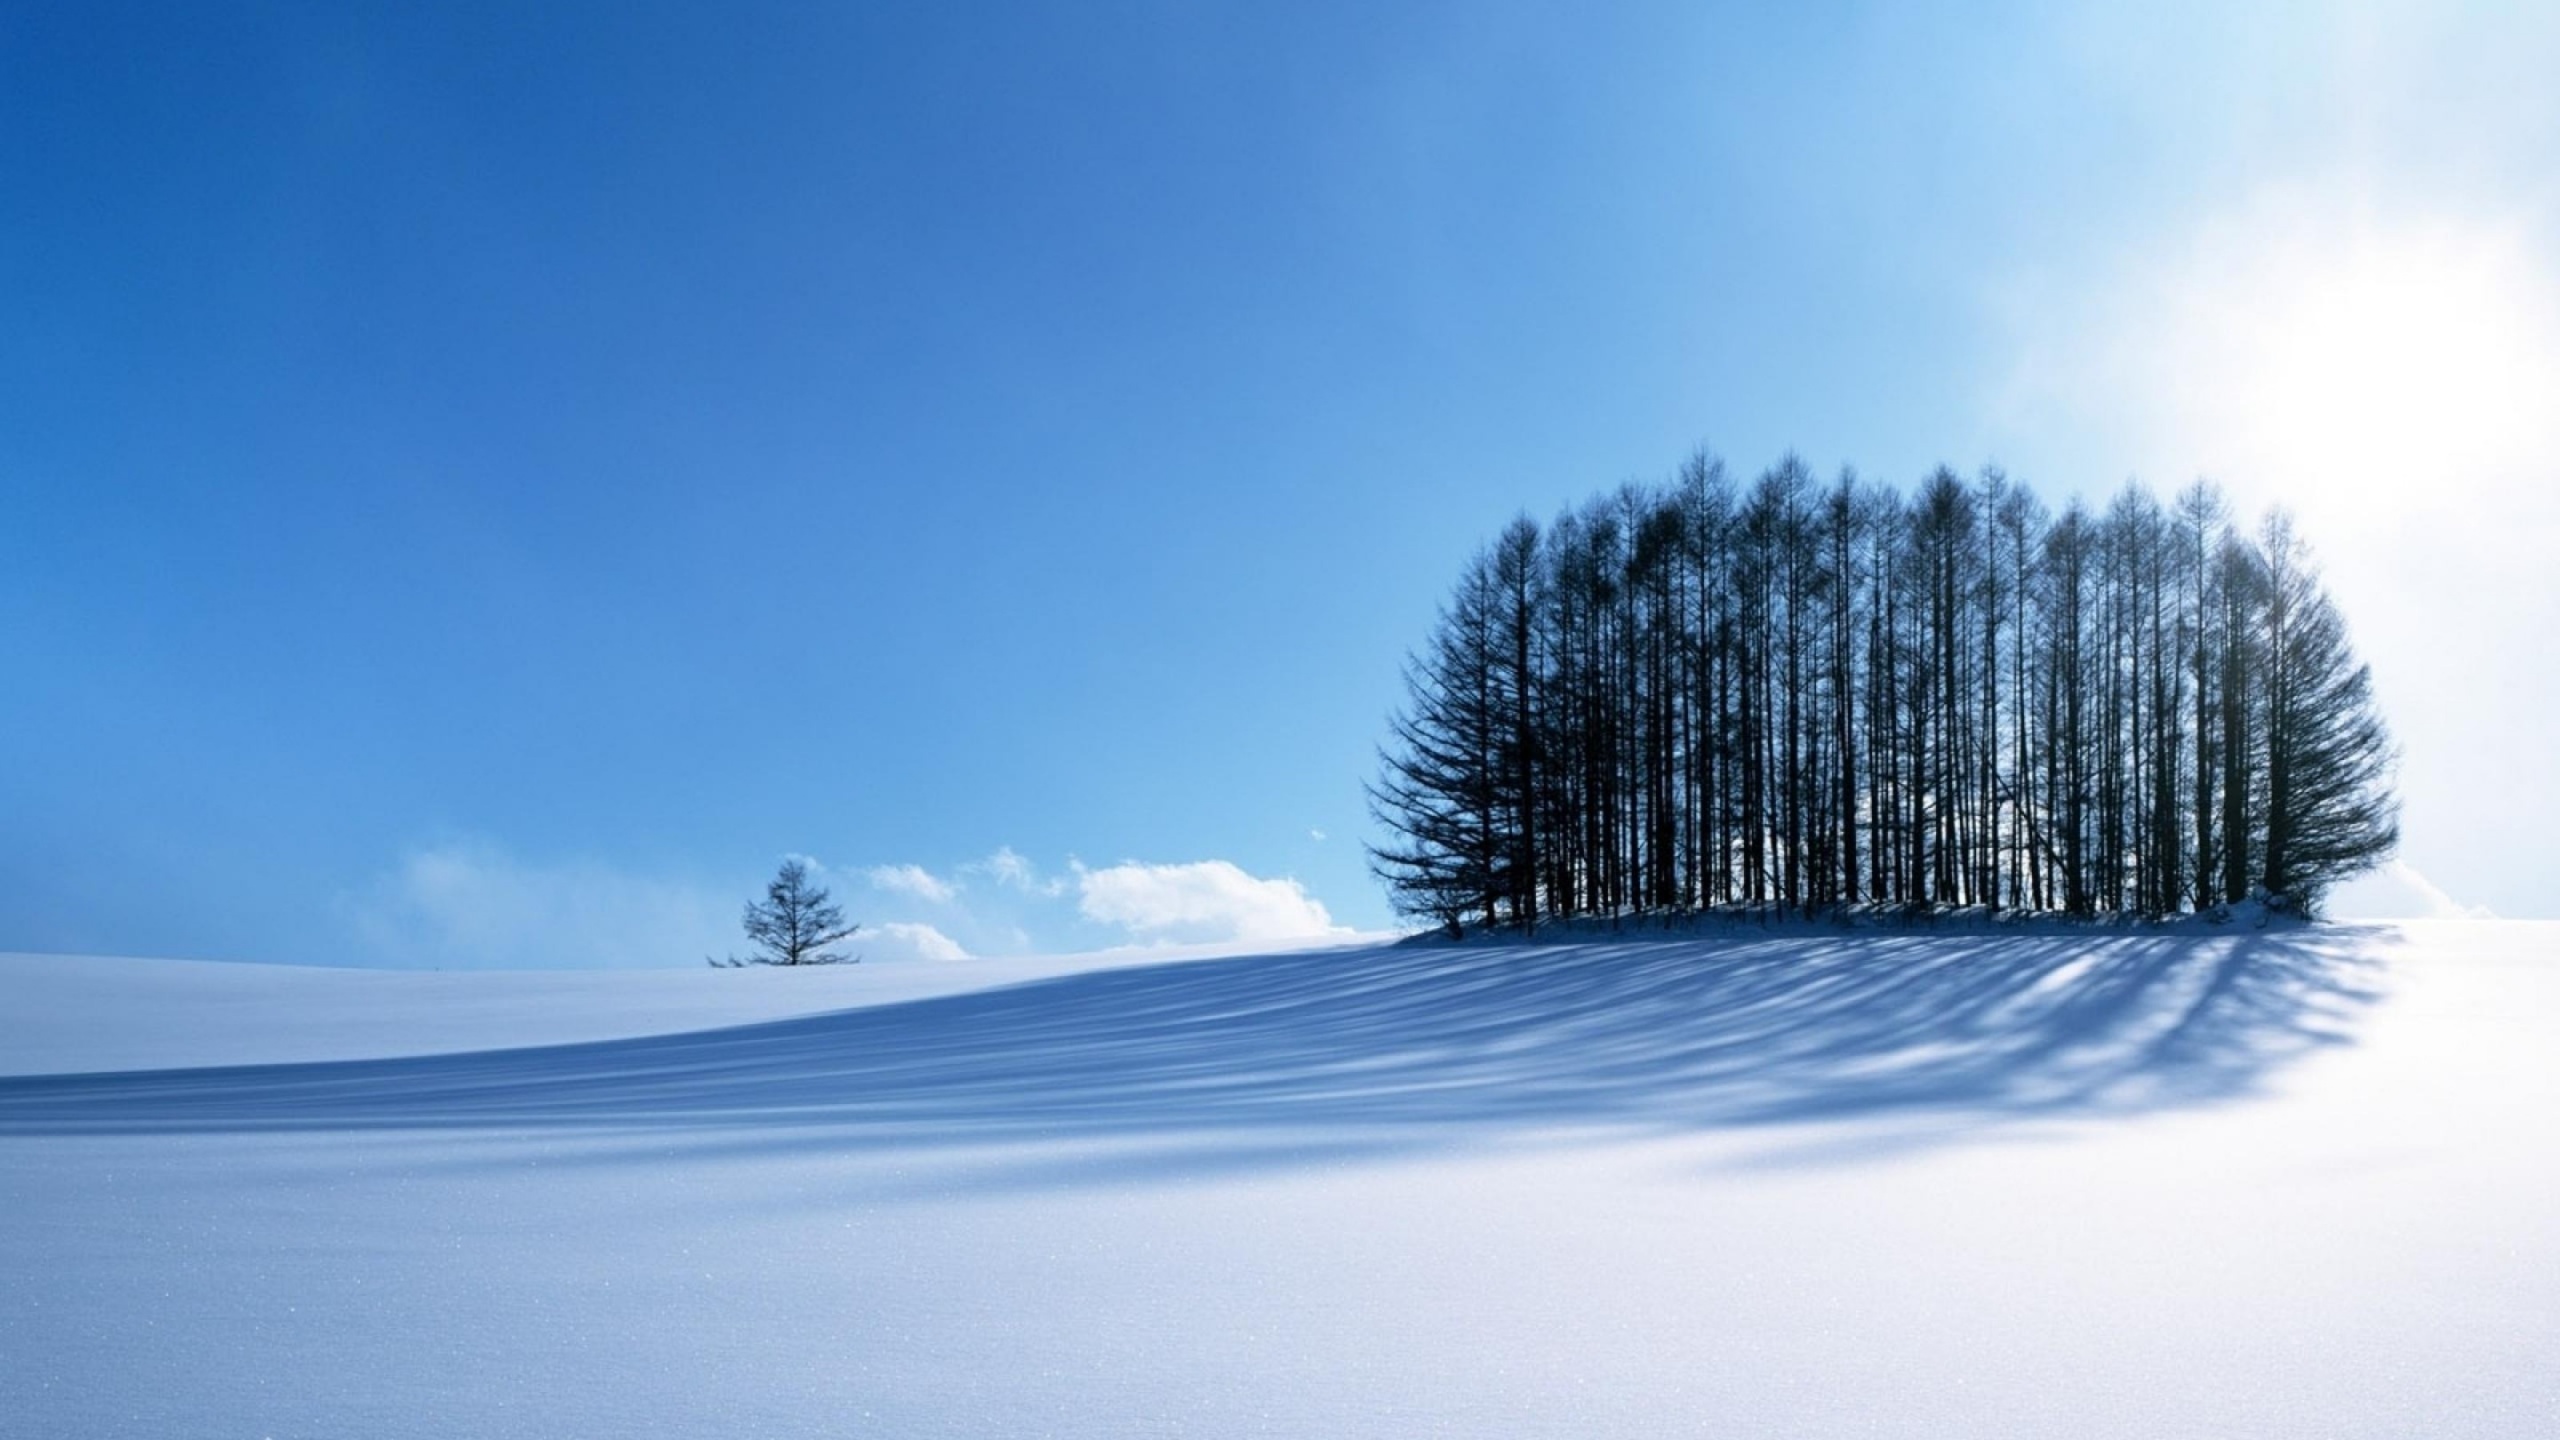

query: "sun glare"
left=2175, top=217, right=2560, bottom=540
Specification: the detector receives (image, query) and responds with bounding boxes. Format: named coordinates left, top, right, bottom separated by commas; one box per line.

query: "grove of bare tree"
left=1370, top=453, right=2397, bottom=933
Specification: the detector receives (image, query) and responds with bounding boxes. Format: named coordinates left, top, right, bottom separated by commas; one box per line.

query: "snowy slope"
left=2, top=922, right=2554, bottom=1437
left=0, top=940, right=1335, bottom=1075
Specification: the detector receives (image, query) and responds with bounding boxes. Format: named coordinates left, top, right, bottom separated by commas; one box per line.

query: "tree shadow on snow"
left=0, top=928, right=2389, bottom=1184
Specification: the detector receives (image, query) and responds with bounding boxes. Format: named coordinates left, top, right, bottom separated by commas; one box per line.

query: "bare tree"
left=1368, top=448, right=2397, bottom=930
left=2254, top=512, right=2399, bottom=909
left=716, top=859, right=860, bottom=966
left=1369, top=548, right=1510, bottom=934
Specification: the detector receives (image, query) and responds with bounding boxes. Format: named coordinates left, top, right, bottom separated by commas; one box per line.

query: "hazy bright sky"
left=6, top=1, right=2556, bottom=965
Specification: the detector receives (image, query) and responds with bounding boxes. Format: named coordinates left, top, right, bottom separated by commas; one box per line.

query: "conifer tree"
left=1368, top=450, right=2396, bottom=929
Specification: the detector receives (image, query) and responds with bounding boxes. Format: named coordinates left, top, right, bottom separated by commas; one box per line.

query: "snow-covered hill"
left=3, top=922, right=2554, bottom=1436
left=0, top=940, right=1290, bottom=1075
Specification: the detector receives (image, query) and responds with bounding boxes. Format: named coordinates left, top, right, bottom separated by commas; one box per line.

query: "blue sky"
left=7, top=1, right=2557, bottom=965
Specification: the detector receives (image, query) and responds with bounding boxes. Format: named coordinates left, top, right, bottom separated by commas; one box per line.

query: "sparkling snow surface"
left=3, top=922, right=2554, bottom=1437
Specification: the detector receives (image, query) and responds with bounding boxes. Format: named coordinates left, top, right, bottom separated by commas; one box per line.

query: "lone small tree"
left=717, top=858, right=860, bottom=966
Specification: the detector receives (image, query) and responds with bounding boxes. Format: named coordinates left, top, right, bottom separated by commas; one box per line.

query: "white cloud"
left=344, top=844, right=1348, bottom=965
left=865, top=863, right=955, bottom=904
left=866, top=921, right=971, bottom=962
left=966, top=845, right=1067, bottom=897
left=1076, top=859, right=1343, bottom=945
left=1310, top=828, right=1328, bottom=842
left=344, top=841, right=734, bottom=969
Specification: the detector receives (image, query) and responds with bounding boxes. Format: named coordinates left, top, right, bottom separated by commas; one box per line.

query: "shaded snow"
left=3, top=922, right=2555, bottom=1436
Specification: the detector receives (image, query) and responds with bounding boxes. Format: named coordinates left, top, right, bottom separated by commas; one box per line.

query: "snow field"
left=2, top=921, right=2554, bottom=1437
